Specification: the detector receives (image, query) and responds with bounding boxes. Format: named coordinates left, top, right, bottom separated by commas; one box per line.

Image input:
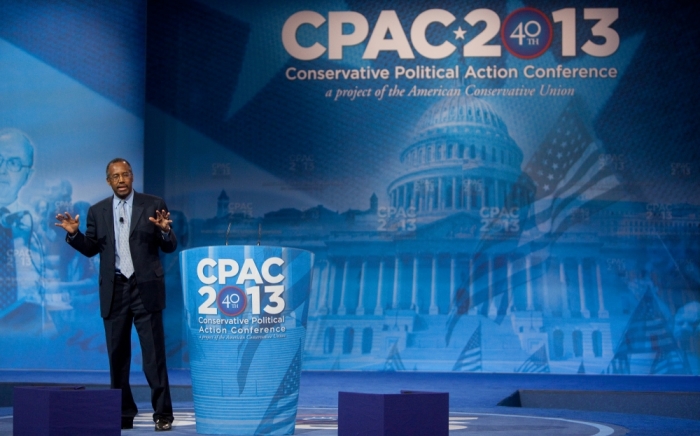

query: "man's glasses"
left=0, top=157, right=30, bottom=173
left=108, top=172, right=133, bottom=182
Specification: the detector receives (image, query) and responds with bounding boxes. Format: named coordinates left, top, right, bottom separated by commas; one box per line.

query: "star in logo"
left=453, top=26, right=466, bottom=40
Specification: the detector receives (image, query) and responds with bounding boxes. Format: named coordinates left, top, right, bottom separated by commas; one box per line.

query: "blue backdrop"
left=0, top=0, right=146, bottom=369
left=1, top=0, right=699, bottom=375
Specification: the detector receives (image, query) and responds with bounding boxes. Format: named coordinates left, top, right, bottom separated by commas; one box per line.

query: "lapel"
left=130, top=192, right=145, bottom=236
left=103, top=198, right=115, bottom=247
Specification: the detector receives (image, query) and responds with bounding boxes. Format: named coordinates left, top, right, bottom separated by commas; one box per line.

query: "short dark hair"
left=106, top=158, right=132, bottom=177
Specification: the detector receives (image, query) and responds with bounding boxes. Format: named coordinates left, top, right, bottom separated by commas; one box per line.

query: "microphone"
left=0, top=209, right=28, bottom=228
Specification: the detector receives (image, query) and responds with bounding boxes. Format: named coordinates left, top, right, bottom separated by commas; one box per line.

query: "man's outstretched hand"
left=55, top=212, right=80, bottom=235
left=149, top=209, right=172, bottom=233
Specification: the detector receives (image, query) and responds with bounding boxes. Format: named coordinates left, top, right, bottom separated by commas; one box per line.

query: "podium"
left=180, top=246, right=314, bottom=435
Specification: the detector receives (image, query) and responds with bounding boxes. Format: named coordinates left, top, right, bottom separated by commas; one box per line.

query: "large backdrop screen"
left=1, top=0, right=699, bottom=376
left=148, top=0, right=700, bottom=375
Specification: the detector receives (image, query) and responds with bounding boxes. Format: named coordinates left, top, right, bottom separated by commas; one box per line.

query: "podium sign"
left=180, top=246, right=314, bottom=435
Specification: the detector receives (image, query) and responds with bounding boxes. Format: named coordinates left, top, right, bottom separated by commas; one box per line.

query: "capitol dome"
left=413, top=94, right=509, bottom=141
left=387, top=93, right=535, bottom=227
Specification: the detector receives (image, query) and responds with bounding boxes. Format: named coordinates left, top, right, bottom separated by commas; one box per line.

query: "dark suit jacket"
left=67, top=192, right=177, bottom=318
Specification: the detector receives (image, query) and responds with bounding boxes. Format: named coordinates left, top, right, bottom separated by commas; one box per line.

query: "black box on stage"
left=13, top=386, right=121, bottom=436
left=338, top=390, right=449, bottom=436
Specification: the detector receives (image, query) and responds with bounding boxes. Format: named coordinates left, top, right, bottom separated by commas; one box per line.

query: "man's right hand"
left=55, top=212, right=80, bottom=236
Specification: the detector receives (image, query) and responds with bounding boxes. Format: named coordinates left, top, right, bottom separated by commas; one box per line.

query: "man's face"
left=674, top=302, right=700, bottom=344
left=0, top=135, right=33, bottom=206
left=106, top=161, right=133, bottom=199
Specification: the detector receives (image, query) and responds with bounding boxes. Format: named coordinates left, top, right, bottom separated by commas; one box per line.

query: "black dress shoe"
left=121, top=418, right=134, bottom=429
left=155, top=418, right=172, bottom=431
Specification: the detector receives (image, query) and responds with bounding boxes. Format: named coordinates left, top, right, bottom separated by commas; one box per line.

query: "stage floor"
left=1, top=370, right=699, bottom=435
left=0, top=406, right=631, bottom=435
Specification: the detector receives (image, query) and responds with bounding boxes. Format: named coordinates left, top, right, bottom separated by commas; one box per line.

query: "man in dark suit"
left=55, top=158, right=176, bottom=432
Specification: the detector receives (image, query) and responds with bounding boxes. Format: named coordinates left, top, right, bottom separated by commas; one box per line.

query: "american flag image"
left=255, top=342, right=302, bottom=434
left=607, top=289, right=690, bottom=375
left=383, top=341, right=406, bottom=372
left=651, top=349, right=690, bottom=375
left=619, top=289, right=675, bottom=354
left=445, top=96, right=625, bottom=345
left=525, top=97, right=623, bottom=238
left=452, top=324, right=482, bottom=372
left=515, top=344, right=550, bottom=373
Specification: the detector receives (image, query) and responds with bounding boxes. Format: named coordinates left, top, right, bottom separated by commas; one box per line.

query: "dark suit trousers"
left=103, top=273, right=173, bottom=422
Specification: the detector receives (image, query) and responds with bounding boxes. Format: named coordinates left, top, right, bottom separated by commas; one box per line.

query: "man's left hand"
left=149, top=209, right=172, bottom=233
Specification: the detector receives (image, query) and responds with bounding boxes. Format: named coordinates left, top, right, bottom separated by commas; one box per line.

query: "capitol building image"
left=191, top=93, right=700, bottom=375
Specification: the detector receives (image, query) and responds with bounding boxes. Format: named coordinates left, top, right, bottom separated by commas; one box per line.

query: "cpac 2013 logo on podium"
left=193, top=256, right=290, bottom=337
left=180, top=246, right=313, bottom=435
